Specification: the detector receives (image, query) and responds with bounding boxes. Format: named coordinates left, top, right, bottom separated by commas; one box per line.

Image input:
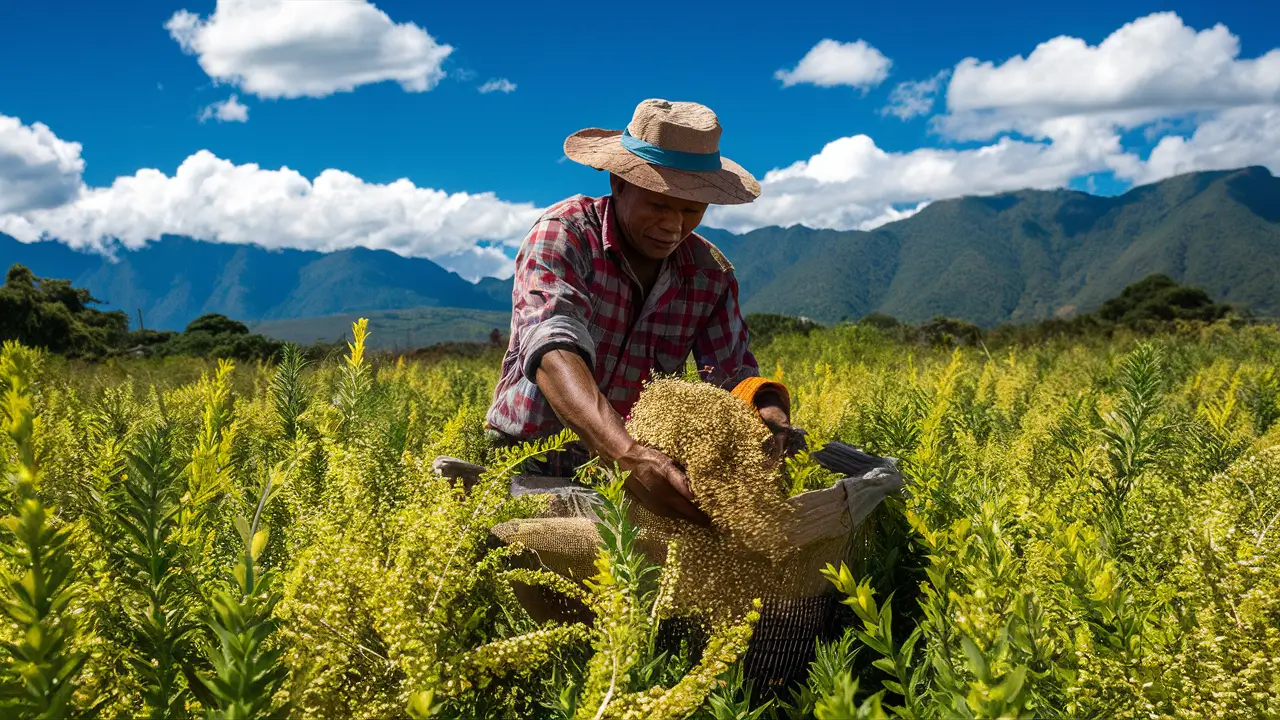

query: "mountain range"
left=3, top=166, right=1277, bottom=342
left=703, top=164, right=1279, bottom=326
left=0, top=236, right=508, bottom=332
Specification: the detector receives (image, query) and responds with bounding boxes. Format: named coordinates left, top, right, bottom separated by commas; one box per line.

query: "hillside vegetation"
left=3, top=166, right=1277, bottom=332
left=707, top=165, right=1280, bottom=325
left=817, top=272, right=1245, bottom=350
left=1, top=263, right=288, bottom=361
left=1, top=311, right=1278, bottom=718
left=3, top=257, right=1253, bottom=364
left=0, top=263, right=130, bottom=358
left=0, top=236, right=507, bottom=332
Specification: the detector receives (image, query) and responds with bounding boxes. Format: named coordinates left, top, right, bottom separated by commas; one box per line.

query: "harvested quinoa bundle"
left=625, top=378, right=796, bottom=556
left=623, top=378, right=802, bottom=625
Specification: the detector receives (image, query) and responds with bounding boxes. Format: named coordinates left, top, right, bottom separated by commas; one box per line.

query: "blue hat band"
left=619, top=127, right=723, bottom=172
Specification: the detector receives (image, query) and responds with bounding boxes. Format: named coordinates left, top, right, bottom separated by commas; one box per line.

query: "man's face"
left=610, top=176, right=709, bottom=261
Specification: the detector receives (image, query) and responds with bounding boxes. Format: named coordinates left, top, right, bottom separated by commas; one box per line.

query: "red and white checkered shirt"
left=485, top=194, right=761, bottom=442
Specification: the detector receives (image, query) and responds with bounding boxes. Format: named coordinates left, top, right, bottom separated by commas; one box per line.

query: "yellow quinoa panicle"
left=623, top=378, right=802, bottom=625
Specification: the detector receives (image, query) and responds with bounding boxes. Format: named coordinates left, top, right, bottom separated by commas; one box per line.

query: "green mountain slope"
left=0, top=235, right=507, bottom=331
left=727, top=166, right=1280, bottom=325
left=474, top=276, right=513, bottom=305
left=4, top=166, right=1277, bottom=337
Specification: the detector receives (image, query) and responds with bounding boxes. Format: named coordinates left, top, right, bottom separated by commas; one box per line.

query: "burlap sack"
left=490, top=462, right=903, bottom=602
left=440, top=439, right=904, bottom=688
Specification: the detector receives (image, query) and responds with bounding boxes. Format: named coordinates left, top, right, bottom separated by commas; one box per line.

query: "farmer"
left=484, top=99, right=800, bottom=526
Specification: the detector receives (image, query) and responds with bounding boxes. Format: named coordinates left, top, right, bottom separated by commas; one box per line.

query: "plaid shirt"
left=485, top=194, right=761, bottom=442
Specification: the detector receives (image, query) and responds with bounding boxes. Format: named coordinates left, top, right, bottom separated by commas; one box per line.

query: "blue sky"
left=2, top=0, right=1279, bottom=280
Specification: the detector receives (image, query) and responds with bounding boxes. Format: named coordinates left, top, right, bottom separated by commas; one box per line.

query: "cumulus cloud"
left=199, top=94, right=249, bottom=123
left=165, top=0, right=454, bottom=100
left=883, top=70, right=950, bottom=120
left=9, top=11, right=1279, bottom=283
left=0, top=114, right=85, bottom=215
left=1134, top=105, right=1280, bottom=184
left=775, top=39, right=891, bottom=90
left=478, top=78, right=516, bottom=94
left=435, top=245, right=519, bottom=282
left=0, top=150, right=543, bottom=281
left=938, top=12, right=1280, bottom=140
left=706, top=118, right=1137, bottom=233
left=856, top=201, right=933, bottom=229
left=708, top=12, right=1280, bottom=234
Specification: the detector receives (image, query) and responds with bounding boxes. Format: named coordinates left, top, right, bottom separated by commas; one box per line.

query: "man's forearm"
left=534, top=348, right=636, bottom=463
left=536, top=349, right=709, bottom=524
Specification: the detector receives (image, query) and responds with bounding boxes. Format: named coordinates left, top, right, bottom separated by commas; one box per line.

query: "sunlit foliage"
left=0, top=316, right=1277, bottom=718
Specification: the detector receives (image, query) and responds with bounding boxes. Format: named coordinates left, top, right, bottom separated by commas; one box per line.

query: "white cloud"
left=883, top=70, right=950, bottom=120
left=775, top=39, right=891, bottom=90
left=435, top=245, right=518, bottom=282
left=8, top=10, right=1279, bottom=287
left=709, top=12, right=1280, bottom=234
left=199, top=94, right=249, bottom=123
left=855, top=201, right=932, bottom=229
left=1134, top=105, right=1280, bottom=184
left=165, top=0, right=454, bottom=100
left=0, top=114, right=85, bottom=215
left=706, top=118, right=1136, bottom=233
left=478, top=78, right=516, bottom=94
left=0, top=150, right=542, bottom=282
left=938, top=12, right=1280, bottom=140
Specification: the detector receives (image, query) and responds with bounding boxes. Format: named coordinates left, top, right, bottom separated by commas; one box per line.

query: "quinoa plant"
left=0, top=341, right=98, bottom=718
left=0, top=316, right=1277, bottom=718
left=199, top=465, right=291, bottom=719
left=568, top=470, right=762, bottom=720
left=269, top=343, right=310, bottom=444
left=109, top=424, right=205, bottom=718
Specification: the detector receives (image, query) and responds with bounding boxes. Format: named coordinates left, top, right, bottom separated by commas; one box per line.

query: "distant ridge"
left=3, top=166, right=1277, bottom=334
left=0, top=235, right=507, bottom=331
left=703, top=165, right=1280, bottom=325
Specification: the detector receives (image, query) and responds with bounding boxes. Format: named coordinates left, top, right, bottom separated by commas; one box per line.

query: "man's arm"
left=510, top=213, right=709, bottom=525
left=535, top=348, right=710, bottom=525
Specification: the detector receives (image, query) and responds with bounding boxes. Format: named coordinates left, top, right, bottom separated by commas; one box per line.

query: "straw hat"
left=564, top=99, right=761, bottom=205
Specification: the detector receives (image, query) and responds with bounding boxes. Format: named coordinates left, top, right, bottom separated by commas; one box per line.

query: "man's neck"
left=619, top=243, right=663, bottom=294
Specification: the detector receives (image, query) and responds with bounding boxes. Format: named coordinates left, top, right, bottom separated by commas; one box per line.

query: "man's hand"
left=755, top=389, right=797, bottom=466
left=614, top=443, right=711, bottom=526
left=534, top=348, right=710, bottom=526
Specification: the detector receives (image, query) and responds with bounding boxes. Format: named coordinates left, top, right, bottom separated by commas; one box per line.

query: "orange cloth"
left=732, top=376, right=790, bottom=418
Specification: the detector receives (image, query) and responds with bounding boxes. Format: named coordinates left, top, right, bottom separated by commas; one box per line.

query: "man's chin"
left=643, top=238, right=682, bottom=258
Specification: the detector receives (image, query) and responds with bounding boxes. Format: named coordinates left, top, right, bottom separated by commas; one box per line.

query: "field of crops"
left=2, top=317, right=1279, bottom=719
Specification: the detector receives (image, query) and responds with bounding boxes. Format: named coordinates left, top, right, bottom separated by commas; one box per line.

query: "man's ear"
left=608, top=173, right=626, bottom=197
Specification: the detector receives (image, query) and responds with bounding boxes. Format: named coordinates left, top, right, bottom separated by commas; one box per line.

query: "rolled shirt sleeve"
left=512, top=216, right=598, bottom=383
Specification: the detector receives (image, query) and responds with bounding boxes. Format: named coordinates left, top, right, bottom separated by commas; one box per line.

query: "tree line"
left=746, top=273, right=1250, bottom=349
left=0, top=263, right=292, bottom=361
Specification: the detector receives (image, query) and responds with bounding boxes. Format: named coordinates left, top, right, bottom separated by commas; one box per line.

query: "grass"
left=250, top=306, right=511, bottom=350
